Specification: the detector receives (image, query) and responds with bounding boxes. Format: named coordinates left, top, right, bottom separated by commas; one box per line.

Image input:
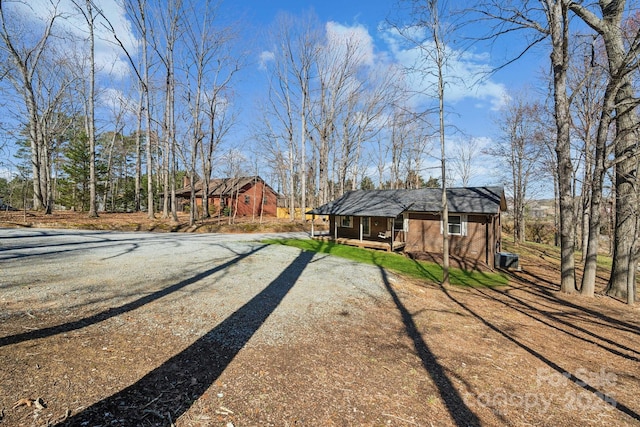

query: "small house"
left=307, top=186, right=506, bottom=268
left=176, top=176, right=278, bottom=217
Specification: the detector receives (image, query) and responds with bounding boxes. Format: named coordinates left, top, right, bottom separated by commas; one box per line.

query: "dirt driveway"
left=1, top=228, right=639, bottom=426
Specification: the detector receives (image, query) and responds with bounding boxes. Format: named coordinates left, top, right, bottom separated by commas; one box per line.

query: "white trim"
left=340, top=215, right=353, bottom=228
left=441, top=214, right=467, bottom=236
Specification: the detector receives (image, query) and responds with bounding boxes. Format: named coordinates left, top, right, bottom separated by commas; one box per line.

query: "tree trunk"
left=549, top=0, right=575, bottom=293
left=300, top=84, right=307, bottom=222
left=140, top=2, right=154, bottom=219
left=580, top=84, right=615, bottom=296
left=135, top=83, right=143, bottom=212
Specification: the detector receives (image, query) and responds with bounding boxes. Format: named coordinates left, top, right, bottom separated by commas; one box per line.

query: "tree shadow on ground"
left=507, top=269, right=640, bottom=335
left=477, top=285, right=640, bottom=362
left=439, top=282, right=640, bottom=423
left=377, top=266, right=481, bottom=427
left=0, top=244, right=267, bottom=348
left=58, top=249, right=315, bottom=426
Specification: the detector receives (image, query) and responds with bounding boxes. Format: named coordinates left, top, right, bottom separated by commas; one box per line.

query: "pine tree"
left=59, top=132, right=91, bottom=211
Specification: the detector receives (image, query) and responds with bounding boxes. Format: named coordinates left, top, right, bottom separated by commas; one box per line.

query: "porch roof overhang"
left=307, top=189, right=412, bottom=218
left=307, top=186, right=506, bottom=218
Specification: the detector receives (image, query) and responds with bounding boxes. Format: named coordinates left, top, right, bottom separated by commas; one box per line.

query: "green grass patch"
left=264, top=238, right=508, bottom=288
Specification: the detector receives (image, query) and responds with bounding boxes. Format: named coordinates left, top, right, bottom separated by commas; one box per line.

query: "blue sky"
left=222, top=0, right=549, bottom=187
left=231, top=0, right=546, bottom=130
left=3, top=0, right=551, bottom=192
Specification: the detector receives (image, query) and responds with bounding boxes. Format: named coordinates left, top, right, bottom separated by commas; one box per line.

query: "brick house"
left=307, top=186, right=506, bottom=268
left=176, top=176, right=278, bottom=217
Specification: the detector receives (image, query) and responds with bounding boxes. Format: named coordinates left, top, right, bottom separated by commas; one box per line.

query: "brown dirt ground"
left=1, top=211, right=639, bottom=426
left=0, top=210, right=310, bottom=234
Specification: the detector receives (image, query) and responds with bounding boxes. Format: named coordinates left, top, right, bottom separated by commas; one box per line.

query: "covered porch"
left=307, top=190, right=411, bottom=253
left=310, top=234, right=406, bottom=252
left=309, top=214, right=406, bottom=252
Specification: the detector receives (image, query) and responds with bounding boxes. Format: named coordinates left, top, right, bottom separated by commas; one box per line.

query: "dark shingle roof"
left=176, top=176, right=272, bottom=197
left=307, top=189, right=413, bottom=217
left=308, top=186, right=505, bottom=217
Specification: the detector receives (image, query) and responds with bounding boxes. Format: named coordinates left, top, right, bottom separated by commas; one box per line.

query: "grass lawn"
left=264, top=238, right=509, bottom=287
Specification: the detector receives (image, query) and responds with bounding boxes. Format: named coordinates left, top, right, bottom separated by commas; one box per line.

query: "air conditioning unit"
left=495, top=252, right=520, bottom=270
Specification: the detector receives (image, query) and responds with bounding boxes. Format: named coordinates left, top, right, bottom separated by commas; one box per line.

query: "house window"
left=394, top=215, right=404, bottom=231
left=393, top=217, right=409, bottom=233
left=362, top=217, right=370, bottom=236
left=244, top=195, right=250, bottom=204
left=340, top=215, right=353, bottom=228
left=446, top=215, right=467, bottom=236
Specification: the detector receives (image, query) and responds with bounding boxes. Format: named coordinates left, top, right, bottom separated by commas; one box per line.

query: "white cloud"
left=258, top=50, right=275, bottom=70
left=0, top=166, right=14, bottom=180
left=379, top=25, right=508, bottom=110
left=99, top=87, right=136, bottom=113
left=10, top=0, right=138, bottom=79
left=325, top=21, right=376, bottom=67
left=93, top=1, right=138, bottom=79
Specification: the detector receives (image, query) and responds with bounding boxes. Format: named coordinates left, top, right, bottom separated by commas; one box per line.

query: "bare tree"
left=117, top=0, right=155, bottom=218
left=180, top=0, right=239, bottom=225
left=475, top=0, right=577, bottom=293
left=570, top=1, right=640, bottom=302
left=567, top=36, right=607, bottom=262
left=309, top=24, right=365, bottom=205
left=389, top=0, right=457, bottom=285
left=70, top=0, right=100, bottom=217
left=372, top=134, right=390, bottom=189
left=450, top=138, right=480, bottom=186
left=200, top=65, right=239, bottom=220
left=258, top=66, right=298, bottom=220
left=221, top=148, right=246, bottom=224
left=148, top=0, right=183, bottom=222
left=388, top=108, right=408, bottom=189
left=260, top=12, right=319, bottom=220
left=100, top=93, right=128, bottom=211
left=487, top=95, right=547, bottom=243
left=337, top=62, right=400, bottom=195
left=0, top=0, right=62, bottom=212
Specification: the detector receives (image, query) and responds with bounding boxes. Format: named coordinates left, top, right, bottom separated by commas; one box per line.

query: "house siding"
left=311, top=186, right=505, bottom=269
left=232, top=180, right=278, bottom=217
left=179, top=178, right=278, bottom=217
left=406, top=213, right=497, bottom=265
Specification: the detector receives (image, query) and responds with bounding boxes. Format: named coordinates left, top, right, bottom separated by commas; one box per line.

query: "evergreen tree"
left=360, top=176, right=375, bottom=190
left=59, top=132, right=91, bottom=211
left=58, top=131, right=106, bottom=211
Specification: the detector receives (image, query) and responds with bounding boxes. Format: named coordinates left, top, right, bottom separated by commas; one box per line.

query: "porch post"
left=334, top=217, right=338, bottom=239
left=391, top=220, right=395, bottom=251
left=311, top=215, right=315, bottom=237
left=359, top=218, right=363, bottom=241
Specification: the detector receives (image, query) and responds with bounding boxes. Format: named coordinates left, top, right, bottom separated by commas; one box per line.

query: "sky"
left=225, top=0, right=550, bottom=189
left=1, top=0, right=552, bottom=193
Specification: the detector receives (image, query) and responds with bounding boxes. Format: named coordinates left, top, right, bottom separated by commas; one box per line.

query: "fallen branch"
left=12, top=398, right=46, bottom=410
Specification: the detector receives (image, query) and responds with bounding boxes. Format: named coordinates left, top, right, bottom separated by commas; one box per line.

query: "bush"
left=527, top=220, right=556, bottom=245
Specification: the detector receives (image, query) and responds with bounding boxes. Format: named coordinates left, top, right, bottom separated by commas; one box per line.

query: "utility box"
left=495, top=252, right=520, bottom=270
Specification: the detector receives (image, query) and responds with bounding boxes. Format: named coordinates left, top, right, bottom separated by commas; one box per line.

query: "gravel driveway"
left=0, top=228, right=394, bottom=425
left=1, top=228, right=390, bottom=340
